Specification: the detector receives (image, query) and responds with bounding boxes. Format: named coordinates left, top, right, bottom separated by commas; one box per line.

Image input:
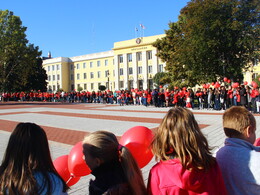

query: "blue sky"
left=2, top=0, right=190, bottom=58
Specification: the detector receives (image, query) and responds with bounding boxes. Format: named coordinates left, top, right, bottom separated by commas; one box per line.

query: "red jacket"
left=147, top=159, right=227, bottom=195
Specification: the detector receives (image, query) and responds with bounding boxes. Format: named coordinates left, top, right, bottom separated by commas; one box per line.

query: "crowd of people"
left=0, top=106, right=259, bottom=194
left=1, top=83, right=260, bottom=113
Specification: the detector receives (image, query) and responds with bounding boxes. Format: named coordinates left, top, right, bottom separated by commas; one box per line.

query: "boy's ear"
left=244, top=126, right=251, bottom=138
left=95, top=158, right=103, bottom=167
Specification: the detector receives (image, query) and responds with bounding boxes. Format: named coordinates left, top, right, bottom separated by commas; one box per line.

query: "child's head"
left=82, top=131, right=119, bottom=170
left=223, top=106, right=256, bottom=144
left=82, top=131, right=146, bottom=195
left=0, top=122, right=68, bottom=194
left=152, top=107, right=214, bottom=170
left=3, top=122, right=53, bottom=171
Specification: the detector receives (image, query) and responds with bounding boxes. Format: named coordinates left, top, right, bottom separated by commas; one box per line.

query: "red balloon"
left=223, top=77, right=228, bottom=82
left=211, top=82, right=215, bottom=86
left=182, top=87, right=187, bottom=91
left=244, top=81, right=248, bottom=85
left=258, top=78, right=260, bottom=81
left=254, top=138, right=260, bottom=146
left=174, top=86, right=178, bottom=90
left=253, top=83, right=258, bottom=88
left=68, top=141, right=91, bottom=177
left=227, top=79, right=231, bottom=83
left=159, top=85, right=163, bottom=88
left=119, top=126, right=154, bottom=168
left=53, top=155, right=81, bottom=187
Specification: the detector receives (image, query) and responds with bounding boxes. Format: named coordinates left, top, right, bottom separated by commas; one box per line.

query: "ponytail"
left=119, top=146, right=146, bottom=195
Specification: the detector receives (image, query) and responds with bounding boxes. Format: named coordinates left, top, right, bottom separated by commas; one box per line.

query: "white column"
left=132, top=53, right=138, bottom=89
left=114, top=55, right=119, bottom=90
left=142, top=51, right=148, bottom=89
left=123, top=53, right=128, bottom=89
left=152, top=49, right=158, bottom=74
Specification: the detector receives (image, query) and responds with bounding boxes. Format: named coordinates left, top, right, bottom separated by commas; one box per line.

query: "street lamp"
left=107, top=70, right=110, bottom=90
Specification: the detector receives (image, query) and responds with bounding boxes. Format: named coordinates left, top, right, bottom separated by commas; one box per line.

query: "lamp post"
left=107, top=70, right=110, bottom=90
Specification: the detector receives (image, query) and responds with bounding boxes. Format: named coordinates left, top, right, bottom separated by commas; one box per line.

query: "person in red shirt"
left=148, top=107, right=227, bottom=195
left=164, top=89, right=170, bottom=107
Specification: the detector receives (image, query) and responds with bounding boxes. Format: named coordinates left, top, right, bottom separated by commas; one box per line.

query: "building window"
left=137, top=52, right=142, bottom=61
left=97, top=71, right=101, bottom=78
left=97, top=61, right=100, bottom=67
left=84, top=73, right=87, bottom=79
left=148, top=65, right=152, bottom=73
left=105, top=70, right=109, bottom=77
left=57, top=74, right=60, bottom=80
left=84, top=83, right=87, bottom=90
left=53, top=85, right=56, bottom=91
left=127, top=54, right=132, bottom=62
left=158, top=64, right=164, bottom=72
left=70, top=64, right=74, bottom=70
left=91, top=83, right=94, bottom=89
left=56, top=64, right=60, bottom=70
left=71, top=84, right=74, bottom=91
left=76, top=63, right=80, bottom=69
left=98, top=83, right=101, bottom=87
left=90, top=62, right=93, bottom=68
left=52, top=65, right=55, bottom=71
left=48, top=75, right=51, bottom=81
left=129, top=67, right=133, bottom=75
left=119, top=68, right=123, bottom=75
left=53, top=75, right=55, bottom=81
left=77, top=73, right=80, bottom=80
left=119, top=81, right=124, bottom=89
left=90, top=72, right=94, bottom=79
left=119, top=55, right=123, bottom=63
left=105, top=60, right=108, bottom=66
left=48, top=66, right=50, bottom=71
left=147, top=51, right=152, bottom=60
left=83, top=63, right=86, bottom=69
left=138, top=66, right=142, bottom=74
left=70, top=74, right=74, bottom=80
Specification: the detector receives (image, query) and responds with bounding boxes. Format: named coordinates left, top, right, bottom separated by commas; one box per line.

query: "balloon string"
left=66, top=175, right=74, bottom=184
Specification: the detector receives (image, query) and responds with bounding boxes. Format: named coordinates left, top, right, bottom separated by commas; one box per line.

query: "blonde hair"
left=83, top=131, right=146, bottom=195
left=152, top=107, right=215, bottom=170
left=223, top=106, right=256, bottom=137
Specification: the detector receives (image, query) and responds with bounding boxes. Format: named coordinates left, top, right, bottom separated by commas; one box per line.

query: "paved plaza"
left=0, top=102, right=259, bottom=195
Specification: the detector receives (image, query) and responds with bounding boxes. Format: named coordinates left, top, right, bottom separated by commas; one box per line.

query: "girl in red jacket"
left=148, top=107, right=227, bottom=195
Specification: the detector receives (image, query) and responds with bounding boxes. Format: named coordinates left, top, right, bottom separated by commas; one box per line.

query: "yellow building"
left=42, top=34, right=166, bottom=92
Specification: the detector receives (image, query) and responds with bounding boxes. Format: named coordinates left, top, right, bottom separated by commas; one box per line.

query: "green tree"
left=154, top=0, right=259, bottom=87
left=0, top=10, right=47, bottom=92
left=153, top=72, right=170, bottom=88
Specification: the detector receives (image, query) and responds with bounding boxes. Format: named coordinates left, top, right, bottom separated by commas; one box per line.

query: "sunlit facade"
left=42, top=34, right=166, bottom=92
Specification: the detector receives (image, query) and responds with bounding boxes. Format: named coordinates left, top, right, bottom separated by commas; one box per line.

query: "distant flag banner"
left=140, top=24, right=146, bottom=29
left=135, top=27, right=138, bottom=31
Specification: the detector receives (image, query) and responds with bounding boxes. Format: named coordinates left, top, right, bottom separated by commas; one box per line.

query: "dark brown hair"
left=0, top=122, right=68, bottom=195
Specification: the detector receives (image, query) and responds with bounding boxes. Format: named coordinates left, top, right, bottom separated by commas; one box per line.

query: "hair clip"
left=118, top=144, right=123, bottom=151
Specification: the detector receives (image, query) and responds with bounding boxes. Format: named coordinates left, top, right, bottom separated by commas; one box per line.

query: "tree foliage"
left=153, top=0, right=260, bottom=87
left=0, top=10, right=47, bottom=92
